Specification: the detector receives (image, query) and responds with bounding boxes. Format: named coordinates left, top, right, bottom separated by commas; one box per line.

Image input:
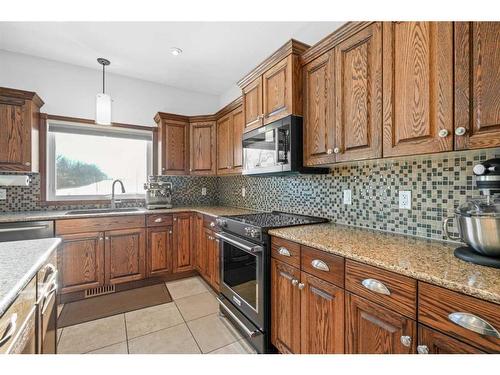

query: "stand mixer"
left=144, top=177, right=173, bottom=209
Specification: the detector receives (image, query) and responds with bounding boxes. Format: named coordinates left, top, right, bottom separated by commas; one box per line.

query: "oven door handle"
left=217, top=297, right=260, bottom=338
left=215, top=232, right=263, bottom=253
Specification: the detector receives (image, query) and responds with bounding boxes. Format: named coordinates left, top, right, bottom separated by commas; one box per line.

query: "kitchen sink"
left=65, top=207, right=144, bottom=215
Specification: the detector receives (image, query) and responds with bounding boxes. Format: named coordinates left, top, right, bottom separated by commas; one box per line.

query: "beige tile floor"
left=57, top=276, right=256, bottom=354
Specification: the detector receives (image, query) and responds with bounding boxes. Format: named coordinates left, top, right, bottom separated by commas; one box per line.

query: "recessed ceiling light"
left=170, top=47, right=182, bottom=56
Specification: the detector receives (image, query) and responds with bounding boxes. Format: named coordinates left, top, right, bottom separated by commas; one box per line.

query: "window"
left=47, top=120, right=152, bottom=201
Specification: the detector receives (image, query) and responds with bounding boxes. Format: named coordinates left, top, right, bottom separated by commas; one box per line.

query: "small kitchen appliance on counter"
left=144, top=176, right=173, bottom=209
left=444, top=158, right=500, bottom=268
left=215, top=211, right=329, bottom=353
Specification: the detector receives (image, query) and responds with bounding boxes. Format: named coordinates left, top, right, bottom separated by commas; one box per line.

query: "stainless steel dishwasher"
left=0, top=221, right=54, bottom=242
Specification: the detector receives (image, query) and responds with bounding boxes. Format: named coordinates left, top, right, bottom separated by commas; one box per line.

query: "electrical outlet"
left=399, top=191, right=412, bottom=210
left=343, top=189, right=352, bottom=205
left=201, top=187, right=207, bottom=196
left=241, top=187, right=246, bottom=197
left=0, top=189, right=6, bottom=200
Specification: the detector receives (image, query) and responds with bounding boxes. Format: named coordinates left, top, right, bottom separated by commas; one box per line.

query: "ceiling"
left=0, top=22, right=344, bottom=96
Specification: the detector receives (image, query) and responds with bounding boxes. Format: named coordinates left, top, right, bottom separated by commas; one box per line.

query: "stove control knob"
left=244, top=227, right=260, bottom=238
left=216, top=218, right=227, bottom=227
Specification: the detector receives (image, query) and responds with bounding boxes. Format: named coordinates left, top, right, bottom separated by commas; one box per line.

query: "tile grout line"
left=173, top=298, right=204, bottom=354
left=123, top=313, right=130, bottom=354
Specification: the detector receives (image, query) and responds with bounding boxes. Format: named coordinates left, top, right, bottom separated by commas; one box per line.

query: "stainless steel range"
left=215, top=211, right=328, bottom=353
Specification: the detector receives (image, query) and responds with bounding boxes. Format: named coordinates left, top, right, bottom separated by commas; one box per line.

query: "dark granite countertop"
left=0, top=238, right=61, bottom=316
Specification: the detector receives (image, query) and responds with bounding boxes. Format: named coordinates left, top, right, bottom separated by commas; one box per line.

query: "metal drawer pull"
left=154, top=217, right=163, bottom=223
left=311, top=259, right=330, bottom=272
left=42, top=263, right=56, bottom=283
left=279, top=271, right=293, bottom=281
left=42, top=282, right=58, bottom=314
left=291, top=279, right=299, bottom=287
left=210, top=222, right=216, bottom=228
left=278, top=247, right=291, bottom=257
left=448, top=312, right=500, bottom=338
left=310, top=286, right=332, bottom=300
left=361, top=278, right=391, bottom=296
left=400, top=335, right=412, bottom=347
left=217, top=298, right=260, bottom=338
left=417, top=345, right=429, bottom=354
left=0, top=313, right=17, bottom=348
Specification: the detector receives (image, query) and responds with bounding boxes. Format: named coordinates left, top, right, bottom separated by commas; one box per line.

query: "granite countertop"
left=0, top=206, right=256, bottom=223
left=268, top=223, right=500, bottom=304
left=0, top=238, right=61, bottom=316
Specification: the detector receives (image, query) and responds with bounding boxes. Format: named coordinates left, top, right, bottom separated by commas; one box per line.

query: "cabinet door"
left=455, top=22, right=500, bottom=150
left=300, top=272, right=344, bottom=354
left=271, top=258, right=301, bottom=354
left=216, top=113, right=233, bottom=174
left=146, top=226, right=173, bottom=277
left=417, top=325, right=484, bottom=354
left=163, top=119, right=189, bottom=174
left=231, top=106, right=244, bottom=171
left=105, top=228, right=146, bottom=284
left=335, top=22, right=382, bottom=162
left=0, top=97, right=31, bottom=171
left=382, top=22, right=453, bottom=157
left=58, top=232, right=105, bottom=294
left=172, top=213, right=193, bottom=273
left=190, top=121, right=216, bottom=175
left=212, top=235, right=221, bottom=291
left=203, top=228, right=213, bottom=282
left=193, top=214, right=205, bottom=273
left=242, top=76, right=263, bottom=132
left=346, top=293, right=416, bottom=354
left=303, top=50, right=336, bottom=166
left=263, top=55, right=300, bottom=124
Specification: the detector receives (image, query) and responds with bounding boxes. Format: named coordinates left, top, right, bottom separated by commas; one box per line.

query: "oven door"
left=216, top=232, right=264, bottom=329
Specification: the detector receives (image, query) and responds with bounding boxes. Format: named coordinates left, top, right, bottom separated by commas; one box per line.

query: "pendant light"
left=96, top=57, right=111, bottom=125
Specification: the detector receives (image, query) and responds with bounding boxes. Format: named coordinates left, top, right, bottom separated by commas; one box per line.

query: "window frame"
left=45, top=117, right=154, bottom=202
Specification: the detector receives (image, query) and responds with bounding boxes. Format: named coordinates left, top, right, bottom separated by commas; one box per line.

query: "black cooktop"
left=227, top=211, right=328, bottom=229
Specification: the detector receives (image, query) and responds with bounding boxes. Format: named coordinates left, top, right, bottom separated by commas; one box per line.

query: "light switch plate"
left=343, top=189, right=352, bottom=205
left=201, top=187, right=207, bottom=196
left=241, top=187, right=246, bottom=197
left=399, top=191, right=412, bottom=210
left=0, top=189, right=5, bottom=200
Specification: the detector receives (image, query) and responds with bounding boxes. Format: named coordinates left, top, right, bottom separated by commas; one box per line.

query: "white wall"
left=0, top=50, right=220, bottom=126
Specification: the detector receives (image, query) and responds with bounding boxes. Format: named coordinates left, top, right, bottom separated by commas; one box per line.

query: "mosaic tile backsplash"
left=218, top=148, right=500, bottom=241
left=1, top=147, right=499, bottom=241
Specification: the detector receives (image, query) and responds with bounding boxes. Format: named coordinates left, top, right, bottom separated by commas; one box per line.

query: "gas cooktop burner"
left=227, top=211, right=327, bottom=229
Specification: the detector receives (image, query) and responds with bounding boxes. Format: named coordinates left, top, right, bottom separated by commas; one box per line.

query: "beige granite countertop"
left=0, top=206, right=256, bottom=223
left=268, top=223, right=500, bottom=304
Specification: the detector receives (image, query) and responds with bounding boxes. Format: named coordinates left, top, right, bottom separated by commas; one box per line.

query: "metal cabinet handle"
left=361, top=278, right=391, bottom=296
left=42, top=263, right=56, bottom=283
left=438, top=129, right=449, bottom=138
left=278, top=247, right=291, bottom=257
left=169, top=230, right=172, bottom=234
left=298, top=282, right=305, bottom=290
left=417, top=345, right=429, bottom=354
left=173, top=217, right=177, bottom=221
left=154, top=217, right=163, bottom=223
left=25, top=162, right=31, bottom=166
left=400, top=335, right=412, bottom=347
left=291, top=279, right=299, bottom=287
left=448, top=312, right=500, bottom=338
left=443, top=217, right=461, bottom=241
left=326, top=148, right=333, bottom=155
left=0, top=313, right=17, bottom=348
left=333, top=147, right=340, bottom=154
left=210, top=222, right=216, bottom=228
left=455, top=127, right=466, bottom=136
left=311, top=259, right=330, bottom=272
left=42, top=282, right=58, bottom=314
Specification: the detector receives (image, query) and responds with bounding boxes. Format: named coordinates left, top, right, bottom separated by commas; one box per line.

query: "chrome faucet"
left=111, top=179, right=125, bottom=209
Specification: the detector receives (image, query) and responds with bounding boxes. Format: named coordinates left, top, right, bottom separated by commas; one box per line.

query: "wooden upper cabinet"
left=231, top=105, right=244, bottom=171
left=58, top=232, right=105, bottom=294
left=242, top=76, right=263, bottom=132
left=382, top=22, right=454, bottom=157
left=172, top=213, right=194, bottom=273
left=455, top=22, right=500, bottom=150
left=216, top=113, right=232, bottom=174
left=155, top=113, right=189, bottom=175
left=0, top=87, right=43, bottom=172
left=105, top=228, right=146, bottom=285
left=300, top=272, right=344, bottom=354
left=418, top=325, right=484, bottom=354
left=335, top=22, right=382, bottom=162
left=146, top=226, right=173, bottom=277
left=190, top=120, right=216, bottom=175
left=346, top=293, right=416, bottom=354
left=303, top=51, right=336, bottom=166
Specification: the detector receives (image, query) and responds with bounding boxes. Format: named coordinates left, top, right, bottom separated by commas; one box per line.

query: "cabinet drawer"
left=418, top=282, right=500, bottom=353
left=56, top=215, right=145, bottom=235
left=146, top=214, right=173, bottom=227
left=345, top=260, right=417, bottom=319
left=271, top=237, right=300, bottom=268
left=0, top=277, right=36, bottom=354
left=301, top=246, right=344, bottom=288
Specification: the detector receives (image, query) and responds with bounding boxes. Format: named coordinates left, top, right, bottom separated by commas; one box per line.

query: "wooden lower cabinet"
left=417, top=325, right=484, bottom=354
left=202, top=228, right=220, bottom=291
left=271, top=258, right=301, bottom=354
left=146, top=226, right=173, bottom=277
left=300, top=272, right=344, bottom=354
left=172, top=213, right=194, bottom=273
left=345, top=292, right=416, bottom=354
left=105, top=228, right=146, bottom=285
left=58, top=232, right=105, bottom=294
left=193, top=214, right=205, bottom=273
